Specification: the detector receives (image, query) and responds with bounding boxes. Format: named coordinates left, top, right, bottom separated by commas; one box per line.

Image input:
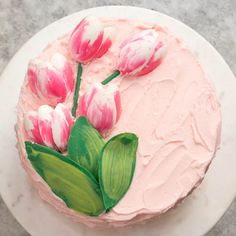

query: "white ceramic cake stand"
left=0, top=6, right=236, bottom=236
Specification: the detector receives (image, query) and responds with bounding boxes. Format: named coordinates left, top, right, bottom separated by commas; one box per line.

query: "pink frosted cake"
left=16, top=17, right=221, bottom=228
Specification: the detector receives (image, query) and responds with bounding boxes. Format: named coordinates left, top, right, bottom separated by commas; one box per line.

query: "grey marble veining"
left=0, top=0, right=236, bottom=235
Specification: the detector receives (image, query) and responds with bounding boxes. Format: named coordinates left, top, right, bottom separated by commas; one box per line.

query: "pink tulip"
left=78, top=83, right=121, bottom=135
left=69, top=17, right=112, bottom=63
left=27, top=53, right=74, bottom=106
left=24, top=104, right=74, bottom=151
left=117, top=29, right=167, bottom=76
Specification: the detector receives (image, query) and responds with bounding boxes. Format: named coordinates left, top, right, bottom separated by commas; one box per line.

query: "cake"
left=16, top=17, right=221, bottom=228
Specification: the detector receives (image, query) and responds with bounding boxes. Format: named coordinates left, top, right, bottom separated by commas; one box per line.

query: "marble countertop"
left=0, top=0, right=235, bottom=235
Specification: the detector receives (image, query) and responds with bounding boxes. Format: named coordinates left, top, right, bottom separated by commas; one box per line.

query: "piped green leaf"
left=98, top=133, right=138, bottom=211
left=67, top=116, right=105, bottom=179
left=25, top=141, right=104, bottom=216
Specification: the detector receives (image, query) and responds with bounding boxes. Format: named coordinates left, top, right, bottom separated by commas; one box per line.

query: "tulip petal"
left=63, top=62, right=74, bottom=91
left=93, top=27, right=113, bottom=59
left=79, top=32, right=104, bottom=62
left=38, top=105, right=56, bottom=149
left=52, top=104, right=74, bottom=151
left=94, top=37, right=112, bottom=59
left=69, top=17, right=112, bottom=63
left=138, top=41, right=167, bottom=76
left=78, top=83, right=102, bottom=117
left=24, top=111, right=43, bottom=144
left=88, top=103, right=115, bottom=134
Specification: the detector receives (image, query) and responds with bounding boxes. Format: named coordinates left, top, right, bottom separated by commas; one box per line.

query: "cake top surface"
left=16, top=17, right=221, bottom=227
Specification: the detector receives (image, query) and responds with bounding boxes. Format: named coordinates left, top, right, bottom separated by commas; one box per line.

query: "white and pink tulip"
left=27, top=53, right=74, bottom=106
left=78, top=83, right=121, bottom=135
left=69, top=17, right=112, bottom=63
left=101, top=29, right=167, bottom=85
left=24, top=104, right=74, bottom=151
left=117, top=29, right=167, bottom=76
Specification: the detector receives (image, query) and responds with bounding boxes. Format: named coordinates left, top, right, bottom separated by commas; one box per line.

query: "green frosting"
left=98, top=133, right=138, bottom=211
left=25, top=116, right=139, bottom=216
left=71, top=63, right=83, bottom=117
left=25, top=141, right=105, bottom=216
left=67, top=116, right=105, bottom=179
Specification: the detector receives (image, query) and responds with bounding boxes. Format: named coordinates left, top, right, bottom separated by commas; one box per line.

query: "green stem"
left=101, top=70, right=120, bottom=85
left=71, top=63, right=83, bottom=117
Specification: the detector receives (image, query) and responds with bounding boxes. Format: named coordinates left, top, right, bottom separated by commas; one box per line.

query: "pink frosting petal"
left=78, top=83, right=102, bottom=116
left=52, top=104, right=74, bottom=151
left=137, top=41, right=167, bottom=76
left=63, top=62, right=75, bottom=91
left=37, top=105, right=56, bottom=149
left=24, top=111, right=43, bottom=144
left=69, top=17, right=112, bottom=63
left=78, top=32, right=104, bottom=62
left=93, top=27, right=113, bottom=59
left=88, top=103, right=115, bottom=133
left=69, top=18, right=88, bottom=57
left=94, top=37, right=112, bottom=58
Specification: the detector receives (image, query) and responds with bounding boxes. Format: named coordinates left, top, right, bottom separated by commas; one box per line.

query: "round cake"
left=16, top=17, right=221, bottom=228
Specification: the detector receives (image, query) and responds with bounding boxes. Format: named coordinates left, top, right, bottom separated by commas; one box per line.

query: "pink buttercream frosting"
left=16, top=18, right=221, bottom=228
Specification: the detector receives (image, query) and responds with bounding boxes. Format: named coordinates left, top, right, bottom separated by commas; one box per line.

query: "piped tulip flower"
left=24, top=103, right=74, bottom=152
left=101, top=29, right=167, bottom=85
left=27, top=53, right=74, bottom=106
left=69, top=16, right=112, bottom=63
left=78, top=83, right=121, bottom=135
left=69, top=16, right=113, bottom=117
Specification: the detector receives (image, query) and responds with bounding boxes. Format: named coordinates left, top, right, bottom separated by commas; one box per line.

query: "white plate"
left=0, top=6, right=236, bottom=236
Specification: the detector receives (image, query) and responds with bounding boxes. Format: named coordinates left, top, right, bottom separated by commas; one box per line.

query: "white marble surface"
left=0, top=1, right=236, bottom=236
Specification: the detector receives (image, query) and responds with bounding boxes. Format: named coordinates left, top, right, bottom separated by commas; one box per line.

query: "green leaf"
left=25, top=141, right=104, bottom=216
left=67, top=116, right=105, bottom=179
left=98, top=133, right=138, bottom=211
